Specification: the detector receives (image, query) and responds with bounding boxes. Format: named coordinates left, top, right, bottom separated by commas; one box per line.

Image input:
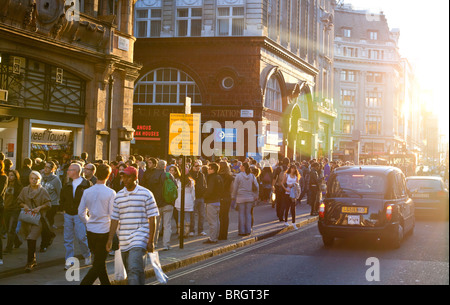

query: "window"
left=369, top=31, right=378, bottom=40
left=366, top=72, right=383, bottom=83
left=368, top=49, right=381, bottom=60
left=341, top=89, right=356, bottom=107
left=329, top=174, right=386, bottom=197
left=366, top=91, right=382, bottom=108
left=340, top=70, right=357, bottom=82
left=264, top=75, right=282, bottom=112
left=344, top=47, right=358, bottom=57
left=340, top=114, right=355, bottom=134
left=134, top=68, right=202, bottom=105
left=177, top=8, right=202, bottom=37
left=134, top=8, right=162, bottom=37
left=217, top=6, right=244, bottom=36
left=366, top=115, right=382, bottom=135
left=343, top=28, right=351, bottom=38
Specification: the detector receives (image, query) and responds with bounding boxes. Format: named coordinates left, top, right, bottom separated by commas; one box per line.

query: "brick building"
left=132, top=0, right=337, bottom=161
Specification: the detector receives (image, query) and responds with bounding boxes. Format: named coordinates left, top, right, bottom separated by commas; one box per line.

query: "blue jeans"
left=121, top=247, right=146, bottom=285
left=238, top=202, right=253, bottom=235
left=63, top=214, right=91, bottom=261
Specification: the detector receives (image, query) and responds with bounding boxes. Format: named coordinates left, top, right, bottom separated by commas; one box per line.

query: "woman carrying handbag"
left=17, top=171, right=51, bottom=272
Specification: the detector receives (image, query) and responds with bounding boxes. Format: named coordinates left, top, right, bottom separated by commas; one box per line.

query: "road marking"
left=146, top=221, right=317, bottom=285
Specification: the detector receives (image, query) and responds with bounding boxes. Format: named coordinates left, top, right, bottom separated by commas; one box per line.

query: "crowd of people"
left=0, top=151, right=343, bottom=285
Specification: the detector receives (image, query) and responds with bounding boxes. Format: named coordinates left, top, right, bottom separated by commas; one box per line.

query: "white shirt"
left=78, top=184, right=116, bottom=234
left=72, top=177, right=83, bottom=197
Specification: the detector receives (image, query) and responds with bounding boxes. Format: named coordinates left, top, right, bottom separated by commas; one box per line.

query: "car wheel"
left=322, top=235, right=334, bottom=247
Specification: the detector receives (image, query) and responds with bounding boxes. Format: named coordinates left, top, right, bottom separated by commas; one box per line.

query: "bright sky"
left=345, top=0, right=449, bottom=139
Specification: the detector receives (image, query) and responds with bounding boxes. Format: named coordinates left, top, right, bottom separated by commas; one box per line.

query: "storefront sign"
left=134, top=124, right=161, bottom=141
left=31, top=128, right=71, bottom=144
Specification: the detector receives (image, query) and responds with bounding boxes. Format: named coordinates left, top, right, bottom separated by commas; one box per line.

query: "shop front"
left=29, top=120, right=84, bottom=163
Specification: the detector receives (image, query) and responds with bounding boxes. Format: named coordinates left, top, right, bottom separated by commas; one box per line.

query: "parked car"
left=406, top=176, right=449, bottom=219
left=318, top=166, right=415, bottom=249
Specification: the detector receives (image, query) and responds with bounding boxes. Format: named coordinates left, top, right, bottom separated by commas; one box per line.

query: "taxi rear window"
left=329, top=173, right=385, bottom=197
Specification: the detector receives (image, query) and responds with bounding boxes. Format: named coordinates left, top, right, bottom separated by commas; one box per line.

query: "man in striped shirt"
left=106, top=166, right=159, bottom=285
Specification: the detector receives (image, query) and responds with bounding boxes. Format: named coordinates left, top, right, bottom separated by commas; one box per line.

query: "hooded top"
left=41, top=173, right=62, bottom=206
left=232, top=172, right=259, bottom=204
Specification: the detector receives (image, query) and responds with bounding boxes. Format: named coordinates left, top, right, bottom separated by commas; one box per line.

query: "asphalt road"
left=148, top=217, right=449, bottom=285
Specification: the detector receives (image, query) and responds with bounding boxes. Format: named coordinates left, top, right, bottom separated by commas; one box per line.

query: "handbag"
left=144, top=251, right=168, bottom=284
left=114, top=250, right=127, bottom=281
left=19, top=208, right=41, bottom=226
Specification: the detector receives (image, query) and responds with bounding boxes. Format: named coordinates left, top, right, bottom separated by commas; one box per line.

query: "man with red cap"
left=106, top=166, right=159, bottom=285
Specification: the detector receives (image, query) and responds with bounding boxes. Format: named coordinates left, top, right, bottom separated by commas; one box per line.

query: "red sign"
left=134, top=125, right=161, bottom=141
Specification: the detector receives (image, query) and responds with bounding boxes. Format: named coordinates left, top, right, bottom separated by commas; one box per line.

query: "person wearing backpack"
left=148, top=160, right=177, bottom=251
left=260, top=165, right=273, bottom=204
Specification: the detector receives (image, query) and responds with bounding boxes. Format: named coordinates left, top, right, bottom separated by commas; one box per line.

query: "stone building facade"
left=332, top=4, right=406, bottom=162
left=0, top=0, right=141, bottom=167
left=132, top=0, right=336, bottom=161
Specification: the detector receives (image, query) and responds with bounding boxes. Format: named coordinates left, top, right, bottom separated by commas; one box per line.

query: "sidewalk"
left=0, top=201, right=318, bottom=284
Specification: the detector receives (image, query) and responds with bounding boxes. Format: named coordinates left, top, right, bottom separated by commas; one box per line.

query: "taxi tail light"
left=386, top=205, right=393, bottom=221
left=319, top=203, right=325, bottom=219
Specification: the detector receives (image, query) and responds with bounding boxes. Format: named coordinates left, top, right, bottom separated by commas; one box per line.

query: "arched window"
left=134, top=68, right=202, bottom=105
left=264, top=75, right=282, bottom=112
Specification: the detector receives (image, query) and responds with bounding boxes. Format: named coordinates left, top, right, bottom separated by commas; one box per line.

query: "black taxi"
left=318, top=166, right=415, bottom=248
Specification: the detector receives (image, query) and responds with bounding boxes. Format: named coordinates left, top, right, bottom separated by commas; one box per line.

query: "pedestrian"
left=309, top=162, right=321, bottom=216
left=17, top=171, right=51, bottom=272
left=3, top=170, right=23, bottom=254
left=149, top=160, right=176, bottom=251
left=141, top=157, right=157, bottom=190
left=78, top=164, right=116, bottom=285
left=260, top=165, right=274, bottom=204
left=60, top=162, right=92, bottom=270
left=203, top=162, right=224, bottom=244
left=169, top=165, right=181, bottom=235
left=19, top=158, right=33, bottom=187
left=0, top=160, right=7, bottom=265
left=232, top=163, right=259, bottom=236
left=40, top=161, right=61, bottom=251
left=106, top=166, right=159, bottom=285
left=188, top=160, right=207, bottom=237
left=281, top=165, right=301, bottom=228
left=218, top=161, right=233, bottom=240
left=112, top=163, right=126, bottom=193
left=174, top=170, right=195, bottom=238
left=273, top=158, right=289, bottom=221
left=81, top=152, right=89, bottom=165
left=83, top=163, right=98, bottom=185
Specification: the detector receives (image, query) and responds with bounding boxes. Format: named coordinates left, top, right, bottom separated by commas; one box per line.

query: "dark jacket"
left=204, top=173, right=224, bottom=204
left=141, top=167, right=156, bottom=190
left=148, top=168, right=176, bottom=208
left=60, top=177, right=92, bottom=215
left=309, top=168, right=320, bottom=188
left=19, top=166, right=32, bottom=187
left=189, top=170, right=207, bottom=199
left=219, top=173, right=234, bottom=200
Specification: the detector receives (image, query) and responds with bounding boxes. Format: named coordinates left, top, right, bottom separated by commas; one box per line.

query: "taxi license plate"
left=342, top=206, right=368, bottom=214
left=347, top=215, right=360, bottom=225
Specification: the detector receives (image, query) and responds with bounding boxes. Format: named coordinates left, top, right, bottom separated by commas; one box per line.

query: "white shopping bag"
left=114, top=250, right=127, bottom=281
left=144, top=251, right=168, bottom=284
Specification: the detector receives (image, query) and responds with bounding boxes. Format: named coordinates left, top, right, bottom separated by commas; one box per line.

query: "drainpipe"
left=107, top=75, right=114, bottom=161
